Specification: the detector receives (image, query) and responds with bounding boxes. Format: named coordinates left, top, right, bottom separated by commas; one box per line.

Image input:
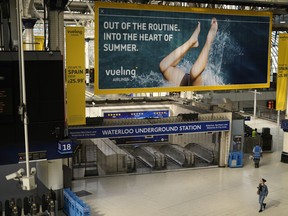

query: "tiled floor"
left=71, top=118, right=288, bottom=216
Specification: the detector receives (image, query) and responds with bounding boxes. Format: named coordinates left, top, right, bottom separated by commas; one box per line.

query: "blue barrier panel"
left=63, top=189, right=69, bottom=215
left=75, top=199, right=90, bottom=216
left=63, top=188, right=90, bottom=216
left=68, top=193, right=76, bottom=216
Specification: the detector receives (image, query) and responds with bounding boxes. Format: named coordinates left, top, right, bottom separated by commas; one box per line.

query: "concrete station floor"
left=70, top=118, right=288, bottom=216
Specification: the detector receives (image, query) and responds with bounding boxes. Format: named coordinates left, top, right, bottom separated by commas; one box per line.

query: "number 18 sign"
left=58, top=139, right=74, bottom=154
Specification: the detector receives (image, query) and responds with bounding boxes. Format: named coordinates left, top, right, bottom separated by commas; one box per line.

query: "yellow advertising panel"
left=66, top=27, right=86, bottom=125
left=94, top=2, right=272, bottom=94
left=276, top=33, right=288, bottom=111
left=34, top=36, right=45, bottom=50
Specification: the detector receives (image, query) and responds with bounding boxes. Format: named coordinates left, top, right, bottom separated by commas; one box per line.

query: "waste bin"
left=261, top=135, right=272, bottom=151
left=262, top=127, right=270, bottom=135
left=261, top=127, right=273, bottom=151
left=228, top=152, right=243, bottom=168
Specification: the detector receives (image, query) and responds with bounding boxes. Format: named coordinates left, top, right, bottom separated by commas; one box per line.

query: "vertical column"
left=48, top=11, right=64, bottom=52
left=219, top=131, right=229, bottom=167
left=2, top=0, right=18, bottom=50
left=36, top=159, right=64, bottom=208
left=47, top=0, right=68, bottom=53
left=1, top=7, right=11, bottom=50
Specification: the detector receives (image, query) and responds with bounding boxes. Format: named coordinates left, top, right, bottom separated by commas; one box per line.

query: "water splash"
left=132, top=70, right=171, bottom=88
left=202, top=20, right=243, bottom=86
left=175, top=19, right=244, bottom=86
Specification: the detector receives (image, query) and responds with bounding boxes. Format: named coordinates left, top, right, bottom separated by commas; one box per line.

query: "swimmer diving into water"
left=159, top=18, right=218, bottom=86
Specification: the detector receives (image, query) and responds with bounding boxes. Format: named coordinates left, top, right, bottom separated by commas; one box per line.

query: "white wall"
left=36, top=159, right=63, bottom=190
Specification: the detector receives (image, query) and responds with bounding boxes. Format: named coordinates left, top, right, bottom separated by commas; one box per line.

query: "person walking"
left=257, top=178, right=269, bottom=212
left=253, top=144, right=263, bottom=168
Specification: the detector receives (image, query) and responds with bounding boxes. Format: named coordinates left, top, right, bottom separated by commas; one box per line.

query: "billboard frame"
left=94, top=2, right=272, bottom=94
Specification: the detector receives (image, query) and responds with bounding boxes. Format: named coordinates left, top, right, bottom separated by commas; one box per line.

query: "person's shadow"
left=266, top=199, right=280, bottom=209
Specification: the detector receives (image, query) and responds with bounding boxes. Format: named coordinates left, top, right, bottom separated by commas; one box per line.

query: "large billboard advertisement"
left=95, top=2, right=272, bottom=94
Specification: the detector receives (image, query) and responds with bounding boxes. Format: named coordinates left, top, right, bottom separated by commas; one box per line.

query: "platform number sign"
left=58, top=140, right=73, bottom=154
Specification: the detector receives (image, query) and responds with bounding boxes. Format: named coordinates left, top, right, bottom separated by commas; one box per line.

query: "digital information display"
left=0, top=88, right=13, bottom=122
left=104, top=110, right=170, bottom=143
left=18, top=151, right=47, bottom=163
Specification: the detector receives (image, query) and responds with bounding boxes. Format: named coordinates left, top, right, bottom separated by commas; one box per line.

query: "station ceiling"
left=60, top=0, right=288, bottom=31
left=0, top=0, right=287, bottom=31
left=59, top=0, right=286, bottom=72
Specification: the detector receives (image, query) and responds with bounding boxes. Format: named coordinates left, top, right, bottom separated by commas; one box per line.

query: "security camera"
left=31, top=167, right=36, bottom=175
left=17, top=168, right=25, bottom=175
left=6, top=172, right=19, bottom=181
left=5, top=168, right=25, bottom=181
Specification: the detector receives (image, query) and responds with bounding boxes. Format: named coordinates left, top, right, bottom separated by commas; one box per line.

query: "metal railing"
left=241, top=101, right=285, bottom=124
